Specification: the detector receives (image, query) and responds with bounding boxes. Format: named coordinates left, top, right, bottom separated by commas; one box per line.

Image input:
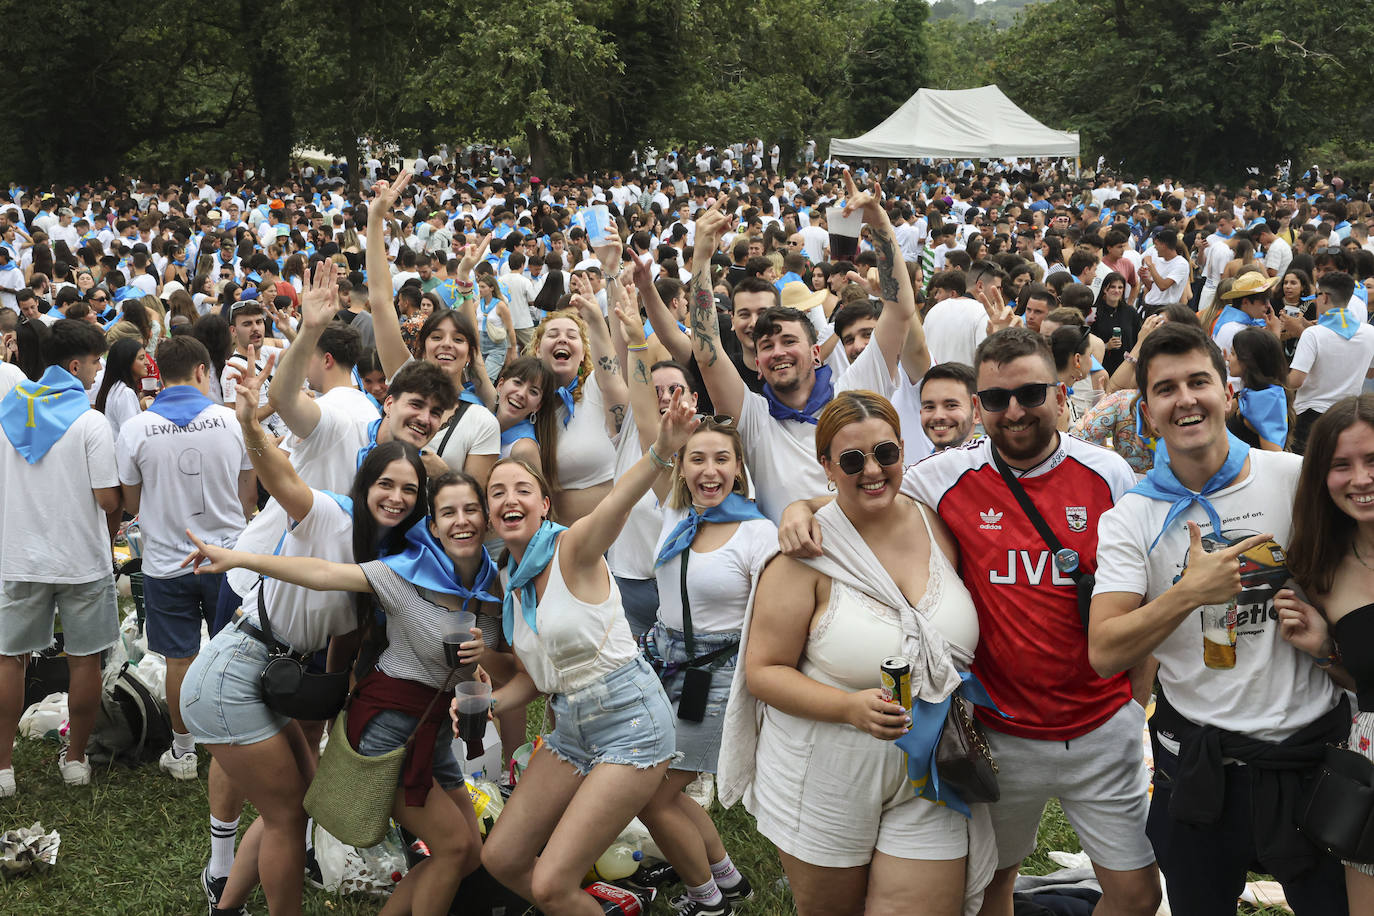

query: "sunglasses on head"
left=976, top=382, right=1051, bottom=413
left=835, top=439, right=901, bottom=476
left=695, top=413, right=735, bottom=428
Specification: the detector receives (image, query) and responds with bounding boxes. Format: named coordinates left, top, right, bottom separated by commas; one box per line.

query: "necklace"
left=1353, top=539, right=1374, bottom=572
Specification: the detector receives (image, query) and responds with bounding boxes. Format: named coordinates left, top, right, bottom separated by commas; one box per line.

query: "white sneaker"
left=0, top=767, right=15, bottom=797
left=57, top=748, right=91, bottom=786
left=159, top=747, right=199, bottom=781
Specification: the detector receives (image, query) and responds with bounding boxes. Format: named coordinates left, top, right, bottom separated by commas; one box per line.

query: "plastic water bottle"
left=585, top=842, right=643, bottom=882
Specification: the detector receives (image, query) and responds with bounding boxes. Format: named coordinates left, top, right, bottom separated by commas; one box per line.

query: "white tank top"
left=554, top=372, right=616, bottom=490
left=505, top=540, right=638, bottom=695
left=801, top=506, right=979, bottom=691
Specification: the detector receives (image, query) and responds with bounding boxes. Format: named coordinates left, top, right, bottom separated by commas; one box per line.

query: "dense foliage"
left=0, top=0, right=1369, bottom=184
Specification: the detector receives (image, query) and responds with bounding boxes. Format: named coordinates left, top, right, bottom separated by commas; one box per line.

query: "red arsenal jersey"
left=903, top=435, right=1136, bottom=741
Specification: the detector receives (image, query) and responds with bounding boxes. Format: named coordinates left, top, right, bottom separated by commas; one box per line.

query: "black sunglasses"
left=835, top=440, right=901, bottom=476
left=976, top=382, right=1051, bottom=413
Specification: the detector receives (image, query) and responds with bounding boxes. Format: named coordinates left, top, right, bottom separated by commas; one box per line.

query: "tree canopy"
left=0, top=0, right=1369, bottom=184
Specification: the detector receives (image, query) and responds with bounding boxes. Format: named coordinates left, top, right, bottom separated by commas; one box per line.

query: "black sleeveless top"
left=1333, top=605, right=1374, bottom=713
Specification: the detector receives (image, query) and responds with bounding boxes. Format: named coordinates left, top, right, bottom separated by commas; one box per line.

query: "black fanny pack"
left=1298, top=744, right=1374, bottom=864
left=249, top=580, right=349, bottom=721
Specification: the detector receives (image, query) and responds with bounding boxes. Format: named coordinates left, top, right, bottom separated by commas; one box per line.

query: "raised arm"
left=182, top=531, right=372, bottom=594
left=570, top=270, right=628, bottom=436
left=237, top=351, right=315, bottom=524
left=687, top=197, right=746, bottom=419
left=633, top=252, right=692, bottom=364
left=367, top=171, right=416, bottom=379
left=266, top=262, right=336, bottom=437
left=614, top=300, right=662, bottom=462
left=562, top=389, right=696, bottom=571
left=845, top=173, right=912, bottom=382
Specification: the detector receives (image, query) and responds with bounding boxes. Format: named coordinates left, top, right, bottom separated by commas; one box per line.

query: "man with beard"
left=780, top=328, right=1160, bottom=916
left=917, top=361, right=977, bottom=452
left=688, top=177, right=914, bottom=521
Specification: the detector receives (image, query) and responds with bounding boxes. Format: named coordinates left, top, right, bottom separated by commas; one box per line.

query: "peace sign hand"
left=232, top=345, right=276, bottom=427
left=369, top=170, right=413, bottom=220
left=979, top=285, right=1020, bottom=333
left=1179, top=523, right=1274, bottom=607
left=613, top=304, right=647, bottom=348
left=692, top=195, right=731, bottom=250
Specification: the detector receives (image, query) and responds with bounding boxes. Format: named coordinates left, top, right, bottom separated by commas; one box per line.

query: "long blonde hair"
left=526, top=307, right=592, bottom=402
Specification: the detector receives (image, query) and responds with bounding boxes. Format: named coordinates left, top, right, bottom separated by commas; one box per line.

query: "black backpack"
left=86, top=662, right=174, bottom=766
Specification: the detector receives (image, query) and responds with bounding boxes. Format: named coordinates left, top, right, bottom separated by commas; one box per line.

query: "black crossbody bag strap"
left=680, top=544, right=695, bottom=660
left=435, top=399, right=472, bottom=457
left=989, top=448, right=1094, bottom=630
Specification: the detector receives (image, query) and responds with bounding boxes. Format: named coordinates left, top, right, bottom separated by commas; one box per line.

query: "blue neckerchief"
left=1129, top=432, right=1250, bottom=552
left=1238, top=385, right=1288, bottom=448
left=381, top=525, right=500, bottom=612
left=0, top=260, right=15, bottom=272
left=115, top=285, right=141, bottom=303
left=1133, top=398, right=1158, bottom=454
left=774, top=271, right=803, bottom=292
left=1318, top=307, right=1358, bottom=340
left=556, top=376, right=579, bottom=428
left=479, top=297, right=498, bottom=334
left=643, top=319, right=687, bottom=338
left=351, top=366, right=383, bottom=415
left=895, top=672, right=1005, bottom=818
left=763, top=363, right=833, bottom=425
left=172, top=258, right=187, bottom=267
left=500, top=419, right=536, bottom=447
left=502, top=520, right=569, bottom=641
left=1214, top=305, right=1265, bottom=334
left=459, top=381, right=484, bottom=407
left=654, top=494, right=766, bottom=568
left=0, top=365, right=90, bottom=464
left=147, top=385, right=214, bottom=426
left=357, top=417, right=382, bottom=469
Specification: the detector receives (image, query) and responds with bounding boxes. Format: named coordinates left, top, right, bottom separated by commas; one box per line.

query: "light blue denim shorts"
left=356, top=707, right=464, bottom=791
left=180, top=619, right=291, bottom=746
left=651, top=623, right=738, bottom=774
left=544, top=657, right=676, bottom=776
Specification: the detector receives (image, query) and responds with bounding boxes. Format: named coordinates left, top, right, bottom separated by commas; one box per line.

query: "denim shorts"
left=0, top=575, right=119, bottom=656
left=650, top=623, right=737, bottom=774
left=144, top=571, right=224, bottom=658
left=180, top=619, right=291, bottom=746
left=356, top=707, right=464, bottom=792
left=544, top=657, right=677, bottom=776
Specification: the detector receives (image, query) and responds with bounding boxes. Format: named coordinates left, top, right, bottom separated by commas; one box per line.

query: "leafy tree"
left=925, top=18, right=999, bottom=90
left=846, top=0, right=931, bottom=134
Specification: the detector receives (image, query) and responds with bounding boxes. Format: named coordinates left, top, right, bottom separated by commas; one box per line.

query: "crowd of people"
left=1, top=148, right=1374, bottom=916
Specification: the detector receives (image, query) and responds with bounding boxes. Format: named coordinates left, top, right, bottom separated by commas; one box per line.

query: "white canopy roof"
left=829, top=85, right=1080, bottom=160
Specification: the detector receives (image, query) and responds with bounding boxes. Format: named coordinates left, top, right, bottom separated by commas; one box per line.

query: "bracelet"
left=647, top=444, right=675, bottom=470
left=1316, top=643, right=1342, bottom=669
left=626, top=344, right=649, bottom=352
left=1122, top=352, right=1138, bottom=365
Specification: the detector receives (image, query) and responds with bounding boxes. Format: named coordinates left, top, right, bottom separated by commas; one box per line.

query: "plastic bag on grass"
left=18, top=693, right=68, bottom=741
left=312, top=822, right=408, bottom=896
left=0, top=823, right=60, bottom=877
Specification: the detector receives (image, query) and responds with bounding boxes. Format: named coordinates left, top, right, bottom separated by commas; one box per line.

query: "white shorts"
left=748, top=705, right=981, bottom=868
left=984, top=700, right=1154, bottom=872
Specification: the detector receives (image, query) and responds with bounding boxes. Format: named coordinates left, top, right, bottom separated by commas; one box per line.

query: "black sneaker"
left=304, top=847, right=325, bottom=889
left=670, top=894, right=732, bottom=916
left=202, top=867, right=249, bottom=916
left=720, top=873, right=755, bottom=903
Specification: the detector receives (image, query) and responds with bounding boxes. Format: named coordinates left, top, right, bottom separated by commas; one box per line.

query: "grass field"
left=0, top=732, right=1294, bottom=916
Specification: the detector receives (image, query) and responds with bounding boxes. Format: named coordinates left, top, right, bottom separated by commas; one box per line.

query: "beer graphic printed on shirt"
left=1172, top=529, right=1289, bottom=670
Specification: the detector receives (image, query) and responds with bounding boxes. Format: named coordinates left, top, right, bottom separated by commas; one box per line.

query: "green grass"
left=0, top=706, right=1290, bottom=916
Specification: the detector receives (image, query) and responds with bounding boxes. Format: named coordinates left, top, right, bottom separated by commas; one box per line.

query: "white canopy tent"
left=829, top=85, right=1079, bottom=161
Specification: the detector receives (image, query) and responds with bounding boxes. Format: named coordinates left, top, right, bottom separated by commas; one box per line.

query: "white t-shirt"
left=1290, top=324, right=1374, bottom=414
left=1142, top=253, right=1190, bottom=307
left=0, top=409, right=118, bottom=583
left=737, top=337, right=897, bottom=521
left=923, top=296, right=987, bottom=368
left=241, top=491, right=358, bottom=654
left=555, top=372, right=617, bottom=490
left=103, top=381, right=141, bottom=437
left=429, top=401, right=501, bottom=472
left=227, top=384, right=377, bottom=598
left=221, top=345, right=287, bottom=437
left=0, top=361, right=24, bottom=398
left=1263, top=237, right=1292, bottom=278
left=892, top=369, right=935, bottom=463
left=117, top=402, right=251, bottom=579
left=503, top=272, right=536, bottom=330
left=606, top=409, right=661, bottom=581
left=1093, top=450, right=1342, bottom=741
left=799, top=225, right=828, bottom=264
left=652, top=509, right=776, bottom=633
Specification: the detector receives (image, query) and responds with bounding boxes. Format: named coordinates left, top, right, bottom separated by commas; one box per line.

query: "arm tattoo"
left=690, top=283, right=720, bottom=367
left=609, top=403, right=626, bottom=434
left=633, top=356, right=649, bottom=385
left=597, top=354, right=621, bottom=375
left=873, top=229, right=901, bottom=302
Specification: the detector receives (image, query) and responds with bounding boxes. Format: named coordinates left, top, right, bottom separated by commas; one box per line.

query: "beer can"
left=880, top=657, right=912, bottom=709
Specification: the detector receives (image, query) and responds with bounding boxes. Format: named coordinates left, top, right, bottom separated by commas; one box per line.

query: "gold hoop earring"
left=826, top=479, right=836, bottom=492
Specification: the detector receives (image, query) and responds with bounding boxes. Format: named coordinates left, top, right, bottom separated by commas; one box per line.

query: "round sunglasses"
left=834, top=439, right=901, bottom=476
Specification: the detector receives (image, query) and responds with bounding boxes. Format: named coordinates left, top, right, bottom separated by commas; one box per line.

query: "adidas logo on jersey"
left=979, top=508, right=1003, bottom=530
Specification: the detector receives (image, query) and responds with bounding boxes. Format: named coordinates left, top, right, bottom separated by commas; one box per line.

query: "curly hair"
left=526, top=307, right=593, bottom=403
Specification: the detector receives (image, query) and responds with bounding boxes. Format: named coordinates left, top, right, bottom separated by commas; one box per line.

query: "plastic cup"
left=586, top=204, right=613, bottom=246
left=827, top=203, right=863, bottom=260
left=442, top=610, right=477, bottom=668
left=454, top=681, right=492, bottom=742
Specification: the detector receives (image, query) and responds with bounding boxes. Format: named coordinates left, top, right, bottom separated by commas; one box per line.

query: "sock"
left=686, top=879, right=723, bottom=906
left=208, top=815, right=239, bottom=879
left=710, top=855, right=741, bottom=889
left=305, top=817, right=315, bottom=853
left=172, top=731, right=196, bottom=758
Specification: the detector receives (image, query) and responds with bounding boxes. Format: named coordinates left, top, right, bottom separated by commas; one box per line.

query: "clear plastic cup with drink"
left=454, top=680, right=492, bottom=742
left=442, top=610, right=477, bottom=668
left=1201, top=600, right=1238, bottom=669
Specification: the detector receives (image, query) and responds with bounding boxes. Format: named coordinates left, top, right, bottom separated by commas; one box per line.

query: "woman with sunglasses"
left=726, top=390, right=993, bottom=916
left=619, top=323, right=775, bottom=915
